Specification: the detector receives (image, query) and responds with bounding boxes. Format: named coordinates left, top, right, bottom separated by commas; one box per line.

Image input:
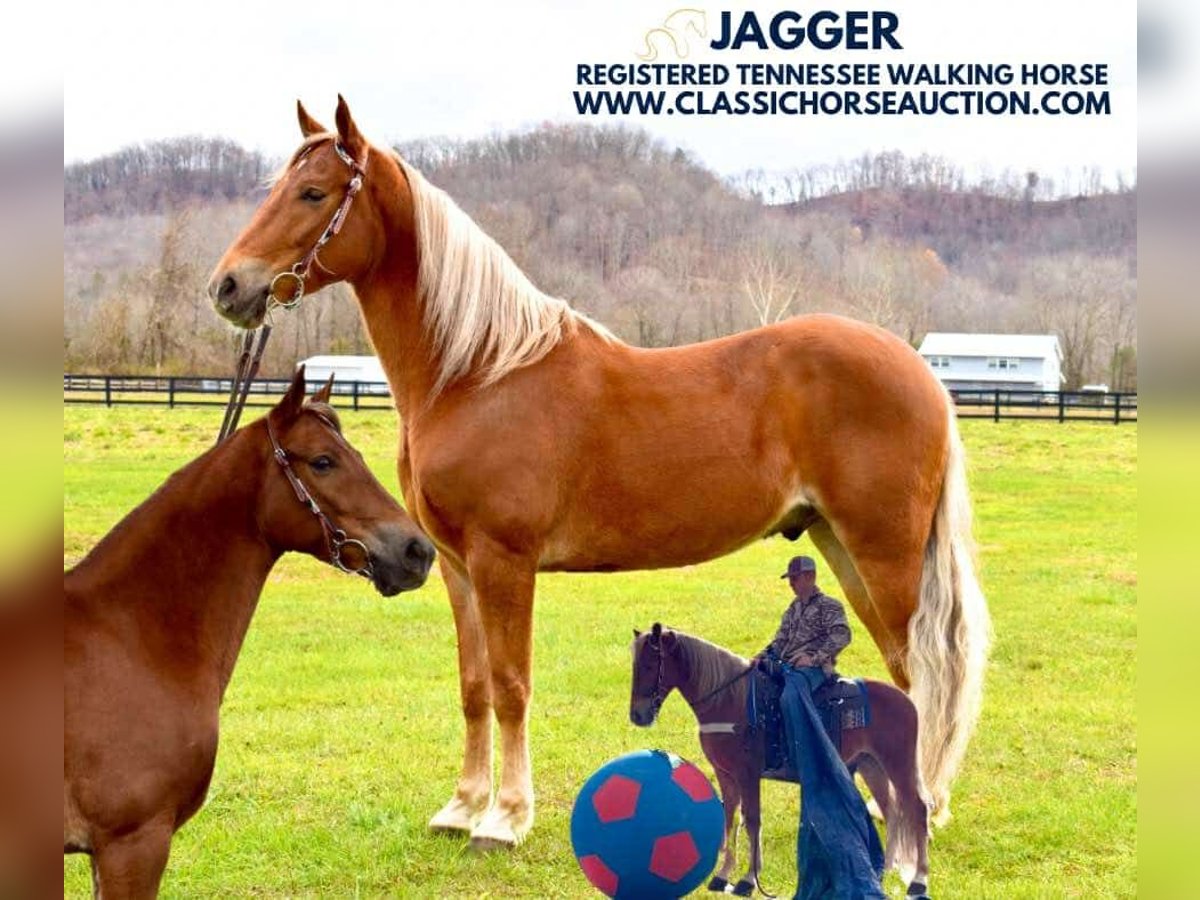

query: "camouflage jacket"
left=766, top=588, right=851, bottom=668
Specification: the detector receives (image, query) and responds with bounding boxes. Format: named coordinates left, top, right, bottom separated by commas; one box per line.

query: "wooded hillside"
left=64, top=125, right=1136, bottom=389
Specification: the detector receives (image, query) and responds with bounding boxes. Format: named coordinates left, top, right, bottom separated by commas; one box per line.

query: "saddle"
left=747, top=666, right=870, bottom=782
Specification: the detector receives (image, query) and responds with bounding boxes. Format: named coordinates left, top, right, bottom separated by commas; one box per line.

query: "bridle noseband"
left=266, top=415, right=374, bottom=581
left=268, top=140, right=368, bottom=311
left=640, top=635, right=669, bottom=719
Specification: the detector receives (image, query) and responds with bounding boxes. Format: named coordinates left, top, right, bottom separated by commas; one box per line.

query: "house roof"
left=299, top=355, right=380, bottom=367
left=918, top=333, right=1062, bottom=360
left=298, top=355, right=387, bottom=381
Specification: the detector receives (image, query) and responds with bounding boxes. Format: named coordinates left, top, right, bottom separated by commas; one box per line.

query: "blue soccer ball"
left=570, top=750, right=724, bottom=898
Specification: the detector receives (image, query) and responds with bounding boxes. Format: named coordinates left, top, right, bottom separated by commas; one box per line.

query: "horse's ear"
left=297, top=100, right=328, bottom=138
left=633, top=628, right=642, bottom=639
left=278, top=365, right=308, bottom=420
left=311, top=374, right=335, bottom=405
left=661, top=630, right=679, bottom=652
left=334, top=94, right=367, bottom=161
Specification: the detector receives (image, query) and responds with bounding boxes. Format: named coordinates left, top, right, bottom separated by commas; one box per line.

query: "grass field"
left=64, top=408, right=1137, bottom=898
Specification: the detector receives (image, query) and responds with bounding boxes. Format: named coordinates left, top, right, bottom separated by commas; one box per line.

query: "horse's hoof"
left=906, top=882, right=931, bottom=899
left=707, top=876, right=730, bottom=892
left=468, top=833, right=516, bottom=852
left=467, top=805, right=531, bottom=851
left=428, top=796, right=487, bottom=835
left=732, top=879, right=754, bottom=897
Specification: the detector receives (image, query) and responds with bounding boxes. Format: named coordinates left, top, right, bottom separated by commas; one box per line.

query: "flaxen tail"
left=907, top=405, right=992, bottom=825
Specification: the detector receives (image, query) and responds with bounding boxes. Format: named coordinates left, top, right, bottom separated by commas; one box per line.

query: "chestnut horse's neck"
left=66, top=425, right=279, bottom=697
left=670, top=633, right=752, bottom=724
left=347, top=154, right=432, bottom=420
left=348, top=151, right=610, bottom=421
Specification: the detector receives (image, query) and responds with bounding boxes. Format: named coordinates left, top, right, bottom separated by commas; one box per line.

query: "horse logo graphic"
left=637, top=8, right=708, bottom=60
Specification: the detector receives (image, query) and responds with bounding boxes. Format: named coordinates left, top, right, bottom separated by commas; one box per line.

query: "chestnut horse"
left=630, top=625, right=931, bottom=899
left=208, top=97, right=990, bottom=849
left=64, top=369, right=435, bottom=897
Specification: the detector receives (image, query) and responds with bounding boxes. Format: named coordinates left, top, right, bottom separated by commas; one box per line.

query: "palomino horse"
left=208, top=96, right=990, bottom=849
left=630, top=625, right=931, bottom=899
left=64, top=369, right=435, bottom=898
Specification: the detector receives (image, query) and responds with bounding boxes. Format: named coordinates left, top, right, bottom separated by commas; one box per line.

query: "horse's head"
left=630, top=622, right=683, bottom=727
left=257, top=367, right=435, bottom=595
left=207, top=97, right=404, bottom=328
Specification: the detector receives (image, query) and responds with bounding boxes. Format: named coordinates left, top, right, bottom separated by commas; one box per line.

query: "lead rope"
left=216, top=324, right=272, bottom=444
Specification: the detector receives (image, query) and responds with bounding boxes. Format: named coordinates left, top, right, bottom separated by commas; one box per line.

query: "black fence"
left=63, top=375, right=1137, bottom=424
left=947, top=388, right=1136, bottom=423
left=63, top=374, right=395, bottom=411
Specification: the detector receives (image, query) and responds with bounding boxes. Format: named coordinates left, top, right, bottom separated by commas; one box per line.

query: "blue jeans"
left=779, top=664, right=885, bottom=900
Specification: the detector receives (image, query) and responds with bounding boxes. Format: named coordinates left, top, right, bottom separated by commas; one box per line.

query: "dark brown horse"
left=630, top=625, right=931, bottom=899
left=208, top=96, right=990, bottom=848
left=63, top=369, right=435, bottom=898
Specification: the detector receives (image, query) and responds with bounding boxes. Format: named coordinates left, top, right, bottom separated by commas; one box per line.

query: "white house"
left=917, top=333, right=1064, bottom=393
left=297, top=355, right=390, bottom=394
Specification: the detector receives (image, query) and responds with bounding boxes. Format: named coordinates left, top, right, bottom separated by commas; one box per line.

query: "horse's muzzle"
left=629, top=704, right=656, bottom=727
left=207, top=261, right=273, bottom=328
left=368, top=527, right=436, bottom=596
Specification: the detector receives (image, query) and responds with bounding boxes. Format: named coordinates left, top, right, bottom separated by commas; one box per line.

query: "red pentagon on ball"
left=591, top=773, right=641, bottom=823
left=578, top=854, right=619, bottom=896
left=671, top=761, right=715, bottom=802
left=649, top=830, right=701, bottom=882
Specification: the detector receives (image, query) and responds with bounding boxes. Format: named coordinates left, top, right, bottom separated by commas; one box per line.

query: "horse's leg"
left=870, top=693, right=932, bottom=894
left=816, top=433, right=989, bottom=826
left=709, top=767, right=741, bottom=891
left=808, top=521, right=908, bottom=684
left=429, top=558, right=494, bottom=834
left=732, top=774, right=763, bottom=897
left=809, top=521, right=901, bottom=817
left=91, top=820, right=172, bottom=900
left=464, top=545, right=537, bottom=850
left=853, top=754, right=895, bottom=869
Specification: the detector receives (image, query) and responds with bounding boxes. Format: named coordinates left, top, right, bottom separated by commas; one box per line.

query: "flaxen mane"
left=393, top=155, right=614, bottom=396
left=672, top=631, right=752, bottom=705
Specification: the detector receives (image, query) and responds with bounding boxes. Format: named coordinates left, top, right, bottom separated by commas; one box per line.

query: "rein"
left=642, top=632, right=755, bottom=714
left=216, top=326, right=272, bottom=444
left=215, top=140, right=367, bottom=447
left=266, top=416, right=374, bottom=580
left=693, top=664, right=755, bottom=707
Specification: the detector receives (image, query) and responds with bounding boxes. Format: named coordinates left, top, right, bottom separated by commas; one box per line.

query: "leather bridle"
left=265, top=414, right=374, bottom=580
left=267, top=140, right=368, bottom=310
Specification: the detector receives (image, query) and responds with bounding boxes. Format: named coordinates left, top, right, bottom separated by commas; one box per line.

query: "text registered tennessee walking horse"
left=208, top=96, right=991, bottom=848
left=64, top=369, right=435, bottom=898
left=630, top=625, right=930, bottom=899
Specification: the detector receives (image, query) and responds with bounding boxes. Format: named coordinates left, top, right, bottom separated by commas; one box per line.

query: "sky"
left=57, top=0, right=1137, bottom=187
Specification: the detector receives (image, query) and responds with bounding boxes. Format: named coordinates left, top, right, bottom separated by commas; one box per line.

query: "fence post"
left=993, top=389, right=1001, bottom=423
left=352, top=380, right=360, bottom=411
left=1058, top=390, right=1065, bottom=423
left=168, top=377, right=175, bottom=409
left=1113, top=392, right=1121, bottom=425
left=104, top=376, right=112, bottom=408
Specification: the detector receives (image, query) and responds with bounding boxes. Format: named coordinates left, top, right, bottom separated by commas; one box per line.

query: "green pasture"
left=64, top=408, right=1136, bottom=898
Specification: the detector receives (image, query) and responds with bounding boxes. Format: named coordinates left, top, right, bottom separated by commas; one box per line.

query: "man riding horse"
left=757, top=556, right=886, bottom=900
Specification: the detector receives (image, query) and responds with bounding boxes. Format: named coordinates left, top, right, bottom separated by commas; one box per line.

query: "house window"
left=927, top=356, right=950, bottom=369
left=987, top=357, right=1021, bottom=370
